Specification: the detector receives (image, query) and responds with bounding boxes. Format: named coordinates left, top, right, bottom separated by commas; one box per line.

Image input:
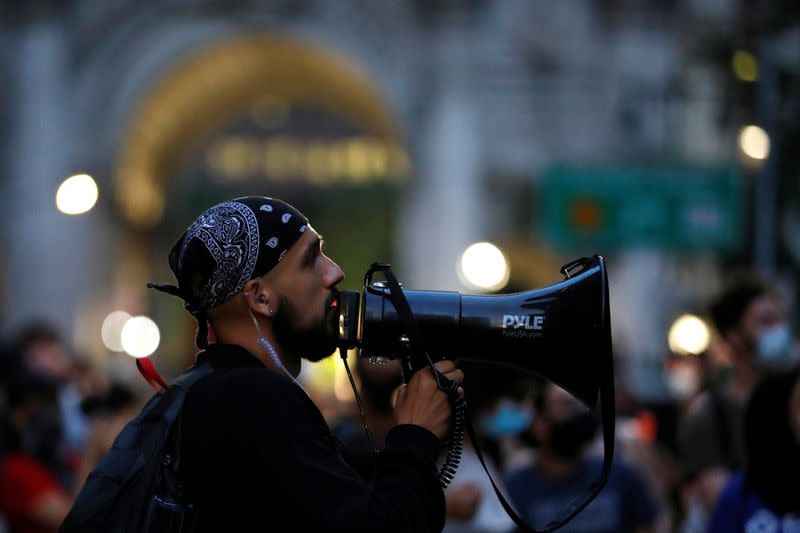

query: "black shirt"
left=179, top=344, right=445, bottom=532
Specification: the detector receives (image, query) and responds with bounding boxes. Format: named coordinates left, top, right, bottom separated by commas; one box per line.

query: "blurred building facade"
left=0, top=0, right=798, bottom=393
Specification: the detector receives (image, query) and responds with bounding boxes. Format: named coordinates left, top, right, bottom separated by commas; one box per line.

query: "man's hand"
left=394, top=360, right=464, bottom=441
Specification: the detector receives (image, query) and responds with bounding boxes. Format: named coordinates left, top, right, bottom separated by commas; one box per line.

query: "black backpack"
left=61, top=361, right=213, bottom=532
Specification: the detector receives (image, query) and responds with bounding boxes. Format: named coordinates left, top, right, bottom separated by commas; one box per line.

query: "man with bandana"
left=148, top=197, right=462, bottom=532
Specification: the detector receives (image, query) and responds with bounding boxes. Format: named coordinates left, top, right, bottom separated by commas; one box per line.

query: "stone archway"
left=115, top=33, right=407, bottom=229
left=109, top=33, right=409, bottom=375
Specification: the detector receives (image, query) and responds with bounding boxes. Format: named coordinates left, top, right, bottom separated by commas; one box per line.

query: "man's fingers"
left=395, top=384, right=407, bottom=406
left=443, top=368, right=464, bottom=384
left=434, top=360, right=457, bottom=374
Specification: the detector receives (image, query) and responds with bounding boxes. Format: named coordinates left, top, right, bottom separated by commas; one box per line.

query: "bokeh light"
left=120, top=316, right=161, bottom=358
left=459, top=242, right=510, bottom=291
left=668, top=314, right=710, bottom=356
left=101, top=310, right=133, bottom=352
left=731, top=50, right=758, bottom=82
left=738, top=125, right=770, bottom=160
left=56, top=174, right=99, bottom=215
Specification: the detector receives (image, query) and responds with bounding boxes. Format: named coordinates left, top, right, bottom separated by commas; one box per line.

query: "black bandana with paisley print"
left=148, top=196, right=309, bottom=317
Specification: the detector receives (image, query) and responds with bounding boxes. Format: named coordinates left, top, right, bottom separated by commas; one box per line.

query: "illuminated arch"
left=115, top=34, right=403, bottom=228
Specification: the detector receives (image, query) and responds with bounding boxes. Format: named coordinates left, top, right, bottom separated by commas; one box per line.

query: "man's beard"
left=273, top=293, right=339, bottom=362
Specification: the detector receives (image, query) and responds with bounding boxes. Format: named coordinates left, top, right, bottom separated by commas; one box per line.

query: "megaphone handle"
left=367, top=263, right=465, bottom=489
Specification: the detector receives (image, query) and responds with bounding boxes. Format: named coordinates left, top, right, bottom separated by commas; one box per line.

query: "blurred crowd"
left=330, top=270, right=800, bottom=533
left=1, top=270, right=799, bottom=532
left=0, top=324, right=141, bottom=533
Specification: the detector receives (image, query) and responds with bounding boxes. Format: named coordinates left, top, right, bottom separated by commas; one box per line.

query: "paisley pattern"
left=182, top=202, right=259, bottom=310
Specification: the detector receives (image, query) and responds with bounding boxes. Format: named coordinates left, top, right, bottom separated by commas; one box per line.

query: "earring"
left=268, top=306, right=273, bottom=315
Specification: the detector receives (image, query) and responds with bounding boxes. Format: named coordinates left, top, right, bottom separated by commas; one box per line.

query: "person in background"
left=505, top=381, right=660, bottom=533
left=334, top=358, right=405, bottom=479
left=442, top=365, right=523, bottom=533
left=678, top=274, right=796, bottom=528
left=12, top=324, right=73, bottom=386
left=707, top=367, right=800, bottom=532
left=13, top=323, right=90, bottom=472
left=72, top=384, right=140, bottom=496
left=616, top=365, right=680, bottom=533
left=0, top=370, right=71, bottom=533
left=334, top=359, right=516, bottom=532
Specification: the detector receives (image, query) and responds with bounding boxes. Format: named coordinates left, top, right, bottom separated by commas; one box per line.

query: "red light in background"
left=569, top=198, right=603, bottom=232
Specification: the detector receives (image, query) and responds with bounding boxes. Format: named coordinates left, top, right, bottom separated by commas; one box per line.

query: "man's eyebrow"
left=304, top=235, right=323, bottom=262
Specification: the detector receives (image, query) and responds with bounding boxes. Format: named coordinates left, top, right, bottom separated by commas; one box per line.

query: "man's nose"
left=323, top=258, right=345, bottom=288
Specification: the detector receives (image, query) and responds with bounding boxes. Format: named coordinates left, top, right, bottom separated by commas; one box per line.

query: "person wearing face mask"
left=707, top=367, right=800, bottom=532
left=504, top=382, right=660, bottom=533
left=439, top=368, right=526, bottom=533
left=677, top=274, right=796, bottom=529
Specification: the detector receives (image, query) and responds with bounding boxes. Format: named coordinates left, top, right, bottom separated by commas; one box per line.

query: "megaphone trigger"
left=429, top=363, right=461, bottom=395
left=439, top=374, right=460, bottom=395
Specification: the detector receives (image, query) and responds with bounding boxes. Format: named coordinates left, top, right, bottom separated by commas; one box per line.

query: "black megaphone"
left=336, top=256, right=615, bottom=532
left=337, top=256, right=612, bottom=409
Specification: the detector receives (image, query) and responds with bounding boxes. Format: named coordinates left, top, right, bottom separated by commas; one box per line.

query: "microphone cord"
left=338, top=344, right=465, bottom=488
left=339, top=346, right=379, bottom=456
left=438, top=390, right=465, bottom=488
left=415, top=346, right=466, bottom=489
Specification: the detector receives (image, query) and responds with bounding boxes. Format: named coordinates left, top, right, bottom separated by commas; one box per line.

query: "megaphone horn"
left=338, top=256, right=612, bottom=409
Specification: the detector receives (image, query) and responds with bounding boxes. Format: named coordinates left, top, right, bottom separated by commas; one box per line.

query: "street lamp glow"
left=738, top=125, right=770, bottom=160
left=56, top=174, right=99, bottom=214
left=668, top=314, right=710, bottom=356
left=101, top=310, right=132, bottom=352
left=459, top=242, right=509, bottom=291
left=121, top=316, right=161, bottom=358
left=732, top=50, right=758, bottom=82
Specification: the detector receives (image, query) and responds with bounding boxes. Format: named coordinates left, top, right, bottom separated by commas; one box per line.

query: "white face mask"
left=756, top=323, right=795, bottom=365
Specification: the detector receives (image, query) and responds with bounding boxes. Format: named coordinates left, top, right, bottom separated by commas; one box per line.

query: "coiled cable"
left=438, top=393, right=465, bottom=488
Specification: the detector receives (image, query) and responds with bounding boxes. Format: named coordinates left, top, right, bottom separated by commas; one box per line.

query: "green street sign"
left=538, top=165, right=743, bottom=252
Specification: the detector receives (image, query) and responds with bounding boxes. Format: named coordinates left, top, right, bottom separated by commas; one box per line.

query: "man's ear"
left=242, top=278, right=274, bottom=318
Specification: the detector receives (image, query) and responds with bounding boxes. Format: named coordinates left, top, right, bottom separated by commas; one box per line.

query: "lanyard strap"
left=463, top=363, right=615, bottom=532
left=365, top=261, right=615, bottom=532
